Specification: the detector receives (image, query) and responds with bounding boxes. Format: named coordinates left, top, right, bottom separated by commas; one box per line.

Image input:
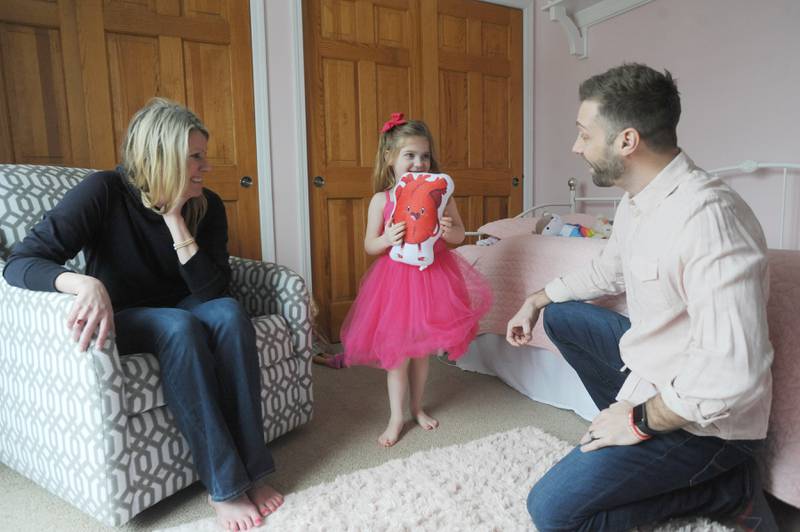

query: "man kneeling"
left=506, top=63, right=777, bottom=532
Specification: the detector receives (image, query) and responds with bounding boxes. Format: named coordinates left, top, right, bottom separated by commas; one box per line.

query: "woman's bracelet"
left=173, top=237, right=196, bottom=250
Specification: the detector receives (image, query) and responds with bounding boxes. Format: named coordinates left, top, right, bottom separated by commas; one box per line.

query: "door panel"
left=106, top=33, right=159, bottom=150
left=0, top=0, right=261, bottom=259
left=322, top=59, right=359, bottom=166
left=438, top=70, right=469, bottom=167
left=483, top=75, right=509, bottom=168
left=0, top=23, right=71, bottom=164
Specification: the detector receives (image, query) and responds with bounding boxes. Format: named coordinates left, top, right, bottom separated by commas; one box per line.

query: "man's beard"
left=587, top=147, right=625, bottom=187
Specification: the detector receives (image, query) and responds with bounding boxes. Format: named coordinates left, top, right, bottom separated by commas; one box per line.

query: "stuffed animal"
left=389, top=172, right=454, bottom=270
left=536, top=213, right=581, bottom=237
left=535, top=213, right=610, bottom=239
left=592, top=216, right=613, bottom=238
left=535, top=213, right=563, bottom=236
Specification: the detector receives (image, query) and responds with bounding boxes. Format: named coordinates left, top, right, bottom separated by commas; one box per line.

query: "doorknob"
left=313, top=175, right=326, bottom=188
left=512, top=176, right=520, bottom=187
left=240, top=175, right=253, bottom=188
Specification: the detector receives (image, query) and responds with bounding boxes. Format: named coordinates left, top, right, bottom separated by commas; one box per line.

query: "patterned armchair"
left=0, top=165, right=313, bottom=526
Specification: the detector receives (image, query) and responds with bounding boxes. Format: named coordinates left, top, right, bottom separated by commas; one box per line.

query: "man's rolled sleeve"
left=544, top=277, right=573, bottom=303
left=661, top=382, right=729, bottom=427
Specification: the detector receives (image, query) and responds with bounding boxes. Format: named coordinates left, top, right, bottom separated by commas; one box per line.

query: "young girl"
left=340, top=113, right=492, bottom=447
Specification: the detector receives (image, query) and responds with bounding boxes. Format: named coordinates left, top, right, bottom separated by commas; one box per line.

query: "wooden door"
left=0, top=0, right=262, bottom=259
left=304, top=0, right=522, bottom=341
left=421, top=0, right=523, bottom=238
left=304, top=0, right=422, bottom=340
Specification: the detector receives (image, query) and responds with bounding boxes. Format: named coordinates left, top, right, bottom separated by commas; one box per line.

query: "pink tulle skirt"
left=340, top=245, right=492, bottom=370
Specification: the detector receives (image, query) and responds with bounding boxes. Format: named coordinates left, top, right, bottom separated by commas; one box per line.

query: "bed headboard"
left=493, top=160, right=800, bottom=250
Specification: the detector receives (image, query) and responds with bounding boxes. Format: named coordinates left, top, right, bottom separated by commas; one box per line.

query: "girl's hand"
left=383, top=221, right=406, bottom=247
left=65, top=275, right=115, bottom=352
left=440, top=216, right=454, bottom=237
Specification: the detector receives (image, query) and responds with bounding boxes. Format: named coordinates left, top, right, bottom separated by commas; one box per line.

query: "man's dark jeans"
left=116, top=296, right=274, bottom=502
left=528, top=301, right=761, bottom=531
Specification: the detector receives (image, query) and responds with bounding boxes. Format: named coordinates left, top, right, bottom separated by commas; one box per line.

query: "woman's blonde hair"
left=372, top=119, right=439, bottom=193
left=121, top=97, right=209, bottom=234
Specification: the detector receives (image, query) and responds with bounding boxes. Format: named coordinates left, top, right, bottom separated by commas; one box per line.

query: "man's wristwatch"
left=632, top=402, right=667, bottom=437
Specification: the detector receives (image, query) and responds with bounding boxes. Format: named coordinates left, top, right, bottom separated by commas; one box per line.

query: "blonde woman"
left=4, top=98, right=283, bottom=530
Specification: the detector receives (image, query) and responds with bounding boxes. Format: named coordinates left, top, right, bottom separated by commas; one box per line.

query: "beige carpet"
left=2, top=359, right=796, bottom=530
left=154, top=425, right=730, bottom=532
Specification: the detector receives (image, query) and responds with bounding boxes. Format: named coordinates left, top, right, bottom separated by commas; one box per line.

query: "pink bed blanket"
left=456, top=233, right=626, bottom=353
left=456, top=233, right=800, bottom=508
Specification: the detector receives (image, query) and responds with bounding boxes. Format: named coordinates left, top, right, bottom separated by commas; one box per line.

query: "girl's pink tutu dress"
left=340, top=191, right=492, bottom=369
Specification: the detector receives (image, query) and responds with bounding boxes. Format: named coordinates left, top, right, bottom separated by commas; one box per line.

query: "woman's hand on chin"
left=162, top=195, right=189, bottom=220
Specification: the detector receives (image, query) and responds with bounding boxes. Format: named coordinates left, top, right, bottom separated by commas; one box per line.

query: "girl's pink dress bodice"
left=340, top=192, right=492, bottom=369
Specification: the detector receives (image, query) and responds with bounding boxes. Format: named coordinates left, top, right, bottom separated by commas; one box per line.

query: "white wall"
left=263, top=1, right=311, bottom=278
left=534, top=0, right=800, bottom=248
left=260, top=0, right=800, bottom=280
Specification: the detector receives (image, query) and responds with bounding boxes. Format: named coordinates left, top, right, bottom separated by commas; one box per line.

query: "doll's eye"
left=406, top=206, right=410, bottom=211
left=421, top=207, right=425, bottom=214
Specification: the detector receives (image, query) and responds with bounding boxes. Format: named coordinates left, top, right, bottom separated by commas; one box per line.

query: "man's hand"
left=62, top=275, right=115, bottom=352
left=579, top=400, right=640, bottom=452
left=506, top=289, right=551, bottom=346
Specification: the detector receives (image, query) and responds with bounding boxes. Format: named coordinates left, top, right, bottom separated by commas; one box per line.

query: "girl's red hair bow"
left=381, top=112, right=407, bottom=133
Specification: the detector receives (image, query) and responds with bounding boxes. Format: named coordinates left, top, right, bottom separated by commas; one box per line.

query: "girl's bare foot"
left=207, top=494, right=262, bottom=531
left=413, top=409, right=439, bottom=430
left=378, top=417, right=404, bottom=447
left=247, top=481, right=284, bottom=517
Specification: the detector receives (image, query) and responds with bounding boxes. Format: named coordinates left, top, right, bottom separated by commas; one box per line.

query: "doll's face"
left=390, top=136, right=431, bottom=177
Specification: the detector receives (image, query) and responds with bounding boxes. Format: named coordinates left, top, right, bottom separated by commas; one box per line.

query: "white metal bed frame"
left=468, top=161, right=800, bottom=248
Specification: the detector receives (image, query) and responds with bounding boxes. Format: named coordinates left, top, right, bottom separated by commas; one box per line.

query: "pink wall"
left=534, top=0, right=800, bottom=248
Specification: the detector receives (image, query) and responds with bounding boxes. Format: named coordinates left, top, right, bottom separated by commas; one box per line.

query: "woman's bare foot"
left=378, top=417, right=405, bottom=447
left=207, top=494, right=262, bottom=531
left=247, top=481, right=284, bottom=517
left=413, top=410, right=439, bottom=430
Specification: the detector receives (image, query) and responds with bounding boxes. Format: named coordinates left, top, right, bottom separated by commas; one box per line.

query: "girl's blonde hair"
left=121, top=97, right=209, bottom=234
left=372, top=119, right=440, bottom=192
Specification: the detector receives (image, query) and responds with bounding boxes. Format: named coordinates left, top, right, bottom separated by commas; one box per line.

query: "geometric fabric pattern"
left=0, top=164, right=87, bottom=271
left=0, top=164, right=314, bottom=526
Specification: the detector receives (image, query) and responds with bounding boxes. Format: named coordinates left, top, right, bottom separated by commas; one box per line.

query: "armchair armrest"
left=0, top=267, right=128, bottom=507
left=0, top=270, right=126, bottom=412
left=228, top=256, right=313, bottom=362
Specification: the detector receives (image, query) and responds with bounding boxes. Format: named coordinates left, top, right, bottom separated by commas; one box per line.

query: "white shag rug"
left=155, top=426, right=732, bottom=532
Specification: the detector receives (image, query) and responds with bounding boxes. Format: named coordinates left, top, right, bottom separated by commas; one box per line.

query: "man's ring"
left=588, top=430, right=597, bottom=441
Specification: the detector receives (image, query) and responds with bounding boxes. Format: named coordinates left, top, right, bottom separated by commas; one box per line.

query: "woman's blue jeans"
left=529, top=301, right=761, bottom=531
left=115, top=296, right=274, bottom=502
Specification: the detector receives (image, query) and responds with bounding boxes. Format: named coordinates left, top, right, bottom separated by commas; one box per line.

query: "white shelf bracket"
left=542, top=0, right=656, bottom=60
left=548, top=5, right=588, bottom=59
